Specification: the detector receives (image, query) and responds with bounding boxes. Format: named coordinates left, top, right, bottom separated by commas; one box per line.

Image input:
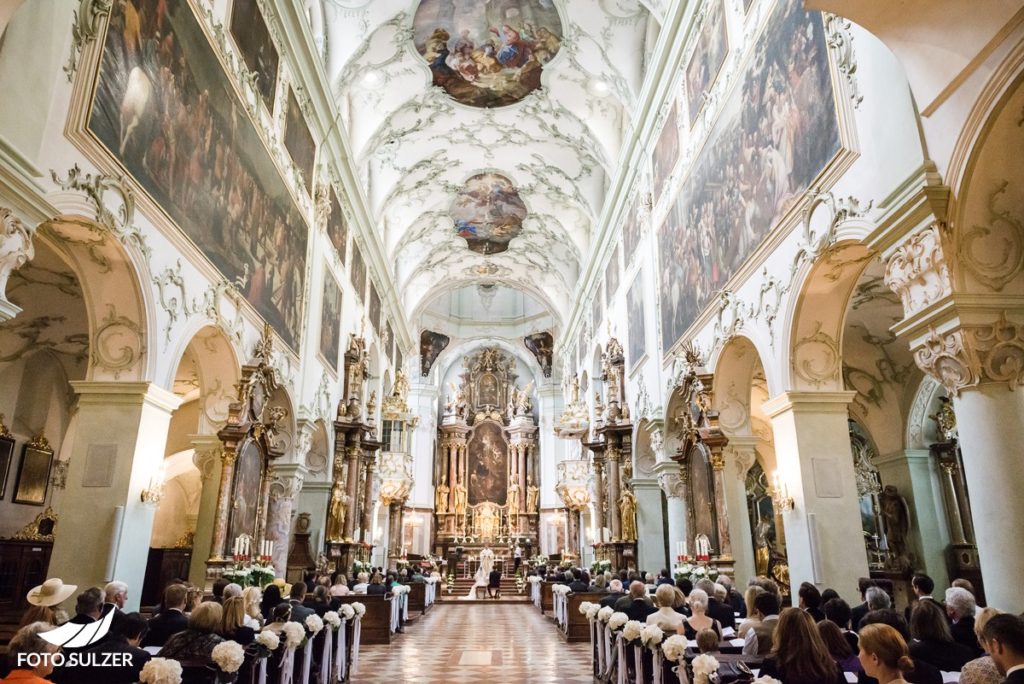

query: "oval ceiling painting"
left=413, top=0, right=563, bottom=108
left=452, top=172, right=528, bottom=254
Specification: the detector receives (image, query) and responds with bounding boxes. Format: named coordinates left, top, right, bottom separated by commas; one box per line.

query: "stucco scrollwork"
left=92, top=304, right=145, bottom=379
left=959, top=181, right=1024, bottom=291
left=51, top=165, right=151, bottom=261
left=914, top=313, right=1024, bottom=395
left=657, top=469, right=687, bottom=499
left=822, top=13, right=863, bottom=108
left=64, top=0, right=113, bottom=81
left=792, top=321, right=841, bottom=387
left=0, top=208, right=36, bottom=316
left=884, top=223, right=953, bottom=317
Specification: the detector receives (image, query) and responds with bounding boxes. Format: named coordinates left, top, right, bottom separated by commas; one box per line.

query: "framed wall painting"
left=229, top=0, right=280, bottom=112
left=0, top=432, right=13, bottom=499
left=327, top=186, right=348, bottom=266
left=12, top=436, right=54, bottom=506
left=319, top=269, right=342, bottom=374
left=284, top=88, right=316, bottom=194
left=684, top=0, right=729, bottom=126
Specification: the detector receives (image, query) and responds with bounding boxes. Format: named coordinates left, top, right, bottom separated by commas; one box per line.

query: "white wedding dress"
left=459, top=550, right=495, bottom=600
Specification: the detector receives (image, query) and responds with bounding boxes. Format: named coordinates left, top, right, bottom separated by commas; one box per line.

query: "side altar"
left=433, top=347, right=540, bottom=556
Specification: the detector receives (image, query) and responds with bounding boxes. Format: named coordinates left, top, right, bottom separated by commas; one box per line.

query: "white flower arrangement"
left=351, top=601, right=366, bottom=617
left=211, top=640, right=245, bottom=673
left=661, top=635, right=689, bottom=663
left=527, top=575, right=542, bottom=583
left=585, top=604, right=600, bottom=621
left=578, top=601, right=594, bottom=615
left=640, top=624, right=664, bottom=647
left=692, top=653, right=720, bottom=678
left=752, top=678, right=782, bottom=684
left=597, top=606, right=614, bottom=623
left=139, top=657, right=183, bottom=684
left=339, top=604, right=355, bottom=620
left=282, top=621, right=306, bottom=649
left=255, top=630, right=280, bottom=652
left=551, top=584, right=570, bottom=595
left=621, top=620, right=643, bottom=642
left=323, top=611, right=341, bottom=629
left=607, top=612, right=629, bottom=631
left=305, top=614, right=324, bottom=635
left=392, top=584, right=410, bottom=595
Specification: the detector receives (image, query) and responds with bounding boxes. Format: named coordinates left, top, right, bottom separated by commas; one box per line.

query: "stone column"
left=654, top=461, right=688, bottom=562
left=49, top=382, right=182, bottom=611
left=189, top=436, right=223, bottom=585
left=592, top=457, right=606, bottom=542
left=710, top=450, right=732, bottom=558
left=606, top=448, right=622, bottom=540
left=937, top=460, right=968, bottom=545
left=567, top=507, right=581, bottom=557
left=387, top=501, right=404, bottom=558
left=343, top=446, right=361, bottom=541
left=721, top=439, right=758, bottom=587
left=0, top=207, right=35, bottom=322
left=360, top=455, right=377, bottom=543
left=762, top=391, right=870, bottom=603
left=445, top=438, right=457, bottom=510
left=267, top=464, right=306, bottom=577
left=209, top=449, right=236, bottom=563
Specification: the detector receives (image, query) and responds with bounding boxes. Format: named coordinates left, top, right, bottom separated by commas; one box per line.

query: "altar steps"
left=435, top=576, right=532, bottom=604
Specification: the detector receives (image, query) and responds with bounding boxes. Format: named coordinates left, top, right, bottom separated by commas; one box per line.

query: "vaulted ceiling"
left=320, top=0, right=662, bottom=331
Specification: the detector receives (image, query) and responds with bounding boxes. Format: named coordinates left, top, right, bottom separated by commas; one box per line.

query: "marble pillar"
left=654, top=461, right=688, bottom=566
left=606, top=448, right=622, bottom=540
left=343, top=446, right=360, bottom=540
left=710, top=451, right=732, bottom=558
left=633, top=480, right=667, bottom=572
left=49, top=382, right=182, bottom=611
left=722, top=439, right=758, bottom=587
left=209, top=449, right=236, bottom=562
left=592, top=457, right=606, bottom=542
left=360, top=455, right=376, bottom=542
left=189, top=436, right=223, bottom=586
left=267, top=464, right=306, bottom=576
left=762, top=391, right=870, bottom=604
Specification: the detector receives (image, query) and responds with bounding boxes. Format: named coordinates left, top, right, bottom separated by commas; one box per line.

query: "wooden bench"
left=332, top=594, right=392, bottom=645
left=541, top=581, right=555, bottom=614
left=407, top=582, right=426, bottom=615
left=562, top=592, right=606, bottom=643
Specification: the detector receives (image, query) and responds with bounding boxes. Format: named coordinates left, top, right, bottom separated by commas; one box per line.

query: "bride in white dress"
left=460, top=547, right=496, bottom=600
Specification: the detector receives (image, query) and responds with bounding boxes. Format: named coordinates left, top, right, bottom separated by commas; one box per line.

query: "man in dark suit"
left=615, top=580, right=652, bottom=611
left=799, top=582, right=826, bottom=622
left=600, top=579, right=626, bottom=609
left=621, top=581, right=657, bottom=622
left=567, top=569, right=589, bottom=593
left=211, top=577, right=229, bottom=604
left=488, top=569, right=502, bottom=598
left=904, top=574, right=942, bottom=622
left=65, top=611, right=152, bottom=684
left=288, top=582, right=315, bottom=623
left=980, top=614, right=1024, bottom=683
left=49, top=587, right=107, bottom=684
left=143, top=584, right=189, bottom=648
left=851, top=578, right=878, bottom=632
left=945, top=586, right=982, bottom=656
left=303, top=585, right=331, bottom=616
left=695, top=579, right=735, bottom=631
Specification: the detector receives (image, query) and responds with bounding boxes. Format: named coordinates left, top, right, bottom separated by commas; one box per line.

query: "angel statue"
left=447, top=382, right=467, bottom=418
left=515, top=380, right=534, bottom=414
left=392, top=370, right=410, bottom=400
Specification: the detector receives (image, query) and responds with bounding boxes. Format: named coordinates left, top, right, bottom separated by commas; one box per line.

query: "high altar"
left=434, top=347, right=539, bottom=556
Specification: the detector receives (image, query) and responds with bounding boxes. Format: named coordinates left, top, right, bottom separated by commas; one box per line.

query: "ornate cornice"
left=914, top=313, right=1024, bottom=395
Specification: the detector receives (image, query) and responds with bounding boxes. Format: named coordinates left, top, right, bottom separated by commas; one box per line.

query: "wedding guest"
left=696, top=628, right=720, bottom=654
left=656, top=569, right=674, bottom=587
left=352, top=572, right=370, bottom=594
left=69, top=587, right=104, bottom=624
left=184, top=585, right=203, bottom=614
left=647, top=584, right=685, bottom=632
left=160, top=602, right=225, bottom=669
left=852, top=580, right=880, bottom=630
left=568, top=569, right=588, bottom=593
left=679, top=589, right=722, bottom=640
left=260, top=604, right=293, bottom=635
left=737, top=585, right=765, bottom=637
left=743, top=592, right=781, bottom=657
left=758, top=608, right=846, bottom=684
left=858, top=623, right=915, bottom=684
left=2, top=622, right=60, bottom=684
left=695, top=579, right=735, bottom=630
left=909, top=600, right=974, bottom=672
left=260, top=584, right=284, bottom=623
left=857, top=609, right=942, bottom=684
left=63, top=612, right=151, bottom=684
left=822, top=588, right=841, bottom=605
left=143, top=584, right=190, bottom=648
left=799, top=582, right=826, bottom=622
left=20, top=578, right=75, bottom=629
left=720, top=576, right=746, bottom=617
left=329, top=575, right=351, bottom=598
left=599, top=579, right=625, bottom=609
left=241, top=586, right=263, bottom=628
left=620, top=581, right=657, bottom=622
left=588, top=574, right=607, bottom=592
left=103, top=581, right=128, bottom=610
left=946, top=587, right=982, bottom=656
left=366, top=575, right=387, bottom=596
left=951, top=579, right=983, bottom=613
left=222, top=583, right=243, bottom=601
left=819, top=618, right=861, bottom=672
left=960, top=608, right=1004, bottom=684
left=210, top=578, right=229, bottom=604
left=221, top=596, right=255, bottom=645
left=676, top=577, right=693, bottom=599
left=287, top=582, right=315, bottom=621
left=979, top=614, right=1024, bottom=683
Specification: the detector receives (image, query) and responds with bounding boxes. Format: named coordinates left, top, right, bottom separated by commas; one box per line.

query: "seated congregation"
left=1, top=566, right=439, bottom=684
left=535, top=565, right=1024, bottom=684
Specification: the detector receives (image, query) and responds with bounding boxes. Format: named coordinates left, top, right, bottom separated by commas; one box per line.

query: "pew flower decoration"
left=661, top=635, right=689, bottom=663
left=339, top=604, right=355, bottom=621
left=324, top=611, right=341, bottom=630
left=607, top=612, right=629, bottom=632
left=692, top=654, right=720, bottom=680
left=139, top=657, right=183, bottom=684
left=527, top=575, right=542, bottom=584
left=305, top=614, right=324, bottom=635
left=447, top=573, right=455, bottom=594
left=585, top=604, right=600, bottom=620
left=351, top=602, right=366, bottom=618
left=578, top=601, right=595, bottom=616
left=640, top=624, right=664, bottom=647
left=254, top=630, right=280, bottom=655
left=282, top=621, right=306, bottom=649
left=621, top=620, right=643, bottom=643
left=212, top=641, right=245, bottom=674
left=597, top=606, right=614, bottom=623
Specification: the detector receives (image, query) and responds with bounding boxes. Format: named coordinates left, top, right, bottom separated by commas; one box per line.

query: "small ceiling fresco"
left=412, top=0, right=564, bottom=108
left=451, top=172, right=528, bottom=254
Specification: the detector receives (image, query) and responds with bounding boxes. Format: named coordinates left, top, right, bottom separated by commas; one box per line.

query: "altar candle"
left=682, top=540, right=688, bottom=558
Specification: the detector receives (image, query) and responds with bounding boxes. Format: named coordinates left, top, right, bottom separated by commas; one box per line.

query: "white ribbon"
left=403, top=592, right=409, bottom=621
left=674, top=663, right=690, bottom=684
left=653, top=648, right=664, bottom=684
left=279, top=646, right=296, bottom=684
left=617, top=634, right=627, bottom=684
left=300, top=639, right=313, bottom=683
left=320, top=627, right=333, bottom=684
left=335, top=619, right=347, bottom=683
left=532, top=582, right=541, bottom=608
left=634, top=644, right=644, bottom=684
left=351, top=616, right=362, bottom=672
left=604, top=627, right=615, bottom=679
left=597, top=623, right=607, bottom=676
left=257, top=657, right=267, bottom=684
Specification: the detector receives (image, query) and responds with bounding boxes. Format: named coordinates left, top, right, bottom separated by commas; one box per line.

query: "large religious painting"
left=284, top=89, right=316, bottom=194
left=657, top=0, right=840, bottom=355
left=622, top=198, right=641, bottom=268
left=88, top=0, right=307, bottom=348
left=652, top=102, right=679, bottom=201
left=467, top=420, right=508, bottom=505
left=452, top=173, right=527, bottom=254
left=605, top=244, right=621, bottom=306
left=319, top=270, right=342, bottom=373
left=350, top=243, right=367, bottom=301
left=412, top=0, right=564, bottom=108
left=591, top=285, right=603, bottom=330
left=327, top=186, right=348, bottom=266
left=524, top=331, right=553, bottom=378
left=477, top=373, right=500, bottom=407
left=228, top=440, right=263, bottom=543
left=420, top=329, right=449, bottom=376
left=229, top=0, right=279, bottom=111
left=384, top=320, right=394, bottom=364
left=368, top=282, right=382, bottom=332
left=626, top=272, right=646, bottom=371
left=684, top=0, right=729, bottom=125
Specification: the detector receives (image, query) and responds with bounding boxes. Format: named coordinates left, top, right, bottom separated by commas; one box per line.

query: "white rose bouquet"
left=692, top=653, right=720, bottom=681
left=305, top=614, right=324, bottom=635
left=578, top=601, right=594, bottom=615
left=597, top=606, right=614, bottom=623
left=351, top=602, right=366, bottom=617
left=212, top=640, right=245, bottom=673
left=661, top=635, right=689, bottom=663
left=640, top=624, right=664, bottom=648
left=339, top=604, right=355, bottom=620
left=607, top=612, right=628, bottom=632
left=324, top=611, right=341, bottom=630
left=254, top=630, right=280, bottom=655
left=139, top=657, right=183, bottom=684
left=282, top=621, right=306, bottom=649
left=621, top=620, right=643, bottom=643
left=586, top=604, right=600, bottom=621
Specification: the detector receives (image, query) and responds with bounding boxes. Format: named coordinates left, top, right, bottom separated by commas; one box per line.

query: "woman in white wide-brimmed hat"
left=19, top=578, right=76, bottom=628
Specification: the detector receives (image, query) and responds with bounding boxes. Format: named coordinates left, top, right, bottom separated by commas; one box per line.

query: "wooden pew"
left=541, top=581, right=555, bottom=614
left=562, top=592, right=606, bottom=643
left=407, top=582, right=426, bottom=615
left=332, top=594, right=392, bottom=645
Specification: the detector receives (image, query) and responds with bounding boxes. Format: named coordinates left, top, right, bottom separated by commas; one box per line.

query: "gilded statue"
left=392, top=370, right=410, bottom=400
left=435, top=480, right=450, bottom=514
left=507, top=483, right=521, bottom=516
left=326, top=484, right=348, bottom=542
left=930, top=396, right=957, bottom=441
left=618, top=489, right=638, bottom=541
left=453, top=478, right=468, bottom=517
left=754, top=517, right=772, bottom=576
left=879, top=484, right=911, bottom=563
left=366, top=391, right=377, bottom=421
left=526, top=476, right=539, bottom=513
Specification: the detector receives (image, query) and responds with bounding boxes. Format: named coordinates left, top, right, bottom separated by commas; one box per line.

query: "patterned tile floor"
left=354, top=603, right=592, bottom=683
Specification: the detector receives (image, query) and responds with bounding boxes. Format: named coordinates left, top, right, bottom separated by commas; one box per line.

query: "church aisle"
left=355, top=603, right=592, bottom=683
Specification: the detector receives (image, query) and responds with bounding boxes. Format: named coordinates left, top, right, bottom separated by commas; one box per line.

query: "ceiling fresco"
left=452, top=172, right=528, bottom=254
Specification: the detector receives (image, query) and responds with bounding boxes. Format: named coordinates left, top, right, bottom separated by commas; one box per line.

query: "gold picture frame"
left=12, top=435, right=54, bottom=506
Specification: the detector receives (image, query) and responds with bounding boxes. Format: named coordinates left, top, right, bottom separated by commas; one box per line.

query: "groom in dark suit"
left=487, top=569, right=502, bottom=598
left=980, top=614, right=1024, bottom=683
left=288, top=582, right=315, bottom=623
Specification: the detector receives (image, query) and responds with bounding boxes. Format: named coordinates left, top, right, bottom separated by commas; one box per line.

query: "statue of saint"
left=526, top=476, right=539, bottom=513
left=453, top=478, right=468, bottom=518
left=618, top=490, right=638, bottom=541
left=754, top=517, right=772, bottom=576
left=326, top=484, right=347, bottom=542
left=392, top=370, right=410, bottom=400
left=507, top=483, right=521, bottom=515
left=516, top=381, right=534, bottom=415
left=435, top=480, right=450, bottom=514
left=879, top=484, right=911, bottom=562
